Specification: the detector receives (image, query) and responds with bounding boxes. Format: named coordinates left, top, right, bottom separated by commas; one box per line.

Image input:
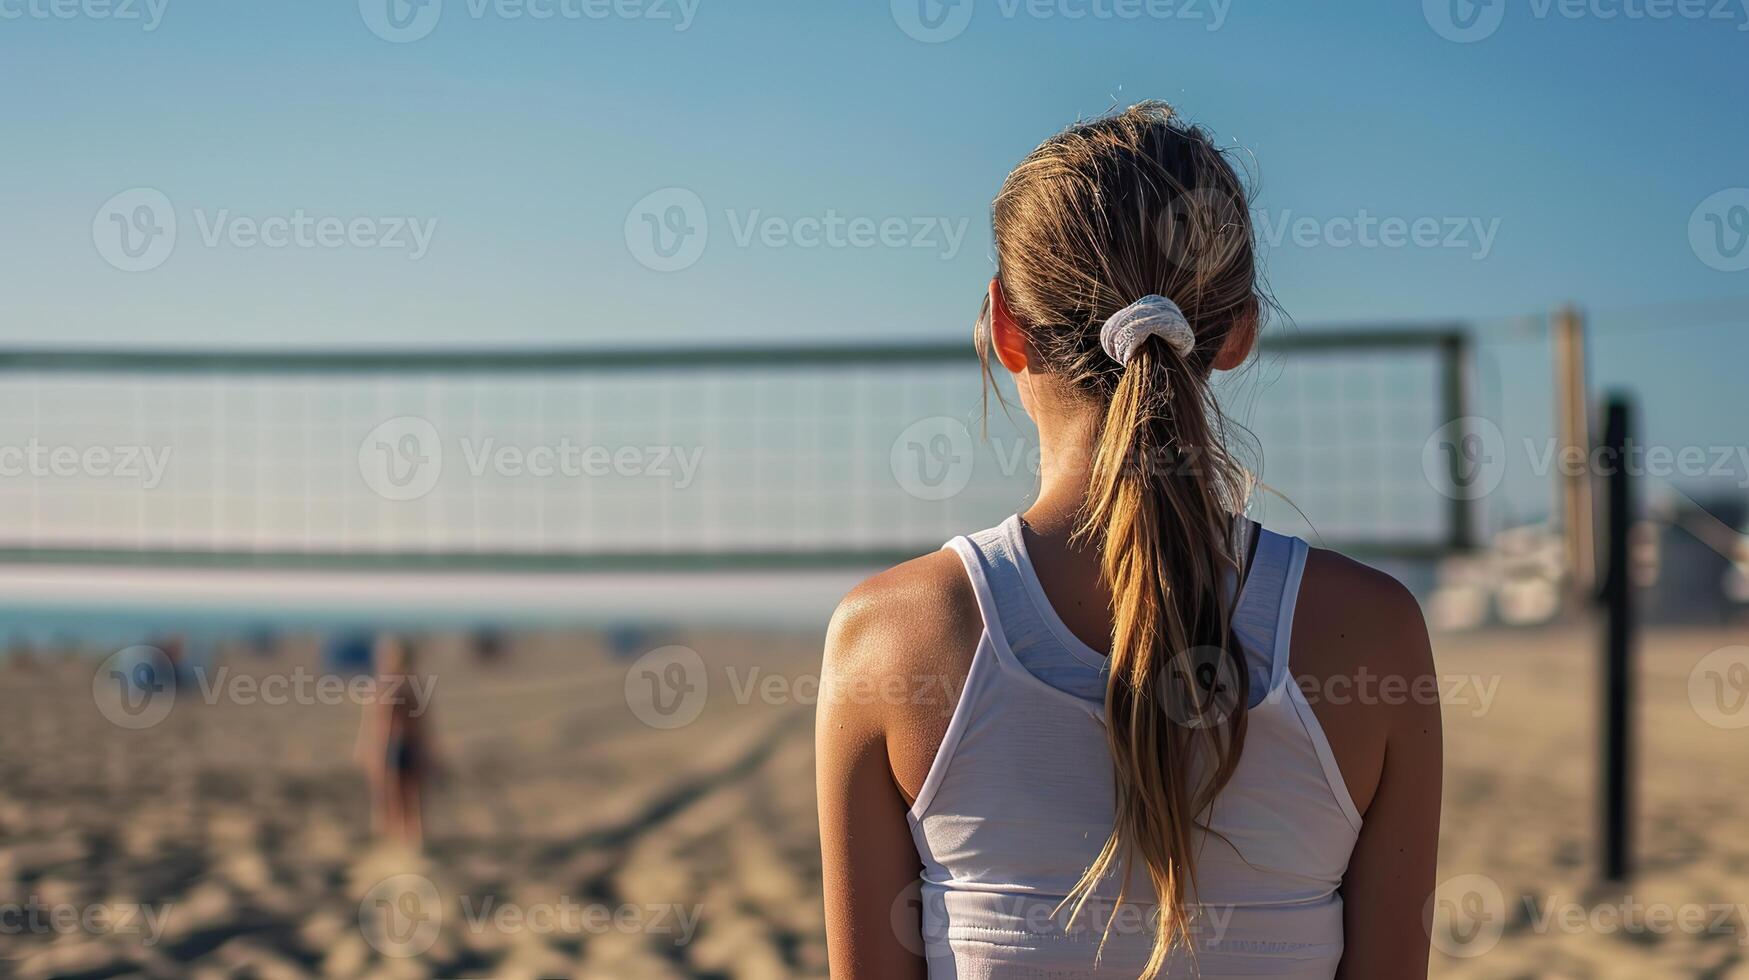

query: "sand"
left=0, top=623, right=1745, bottom=978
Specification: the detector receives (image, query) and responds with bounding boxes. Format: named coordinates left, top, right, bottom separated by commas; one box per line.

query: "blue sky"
left=2, top=0, right=1746, bottom=506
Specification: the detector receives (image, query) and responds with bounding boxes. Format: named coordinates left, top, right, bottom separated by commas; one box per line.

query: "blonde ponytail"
left=981, top=101, right=1262, bottom=976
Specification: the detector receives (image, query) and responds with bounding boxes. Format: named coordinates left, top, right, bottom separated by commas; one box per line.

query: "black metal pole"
left=1599, top=395, right=1635, bottom=882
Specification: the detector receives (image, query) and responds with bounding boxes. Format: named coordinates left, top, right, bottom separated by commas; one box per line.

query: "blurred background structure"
left=4, top=3, right=1749, bottom=978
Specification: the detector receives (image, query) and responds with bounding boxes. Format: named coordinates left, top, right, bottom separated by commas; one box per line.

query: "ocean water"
left=0, top=566, right=869, bottom=652
left=0, top=559, right=1437, bottom=653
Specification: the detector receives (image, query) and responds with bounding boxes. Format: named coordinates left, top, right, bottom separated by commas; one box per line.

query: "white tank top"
left=909, top=516, right=1362, bottom=979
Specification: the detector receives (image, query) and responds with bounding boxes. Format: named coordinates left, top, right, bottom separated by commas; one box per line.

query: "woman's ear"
left=988, top=278, right=1030, bottom=375
left=1211, top=305, right=1259, bottom=372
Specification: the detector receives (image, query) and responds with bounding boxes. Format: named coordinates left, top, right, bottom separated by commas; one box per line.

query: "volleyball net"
left=0, top=328, right=1478, bottom=571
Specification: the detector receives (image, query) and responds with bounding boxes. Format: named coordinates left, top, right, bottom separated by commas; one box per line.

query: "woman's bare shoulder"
left=1295, top=546, right=1434, bottom=680
left=821, top=549, right=984, bottom=802
left=825, top=549, right=982, bottom=684
left=1290, top=546, right=1438, bottom=817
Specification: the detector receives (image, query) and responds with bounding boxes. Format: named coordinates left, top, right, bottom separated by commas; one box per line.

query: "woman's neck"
left=1023, top=399, right=1101, bottom=535
left=1017, top=404, right=1114, bottom=654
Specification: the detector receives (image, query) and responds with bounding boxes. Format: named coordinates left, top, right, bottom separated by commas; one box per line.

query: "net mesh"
left=1236, top=344, right=1450, bottom=548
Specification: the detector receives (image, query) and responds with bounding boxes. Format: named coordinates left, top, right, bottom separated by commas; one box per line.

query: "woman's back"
left=906, top=516, right=1359, bottom=977
left=824, top=514, right=1437, bottom=979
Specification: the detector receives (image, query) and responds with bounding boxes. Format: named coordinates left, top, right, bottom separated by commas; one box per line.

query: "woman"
left=816, top=103, right=1442, bottom=979
left=356, top=632, right=435, bottom=847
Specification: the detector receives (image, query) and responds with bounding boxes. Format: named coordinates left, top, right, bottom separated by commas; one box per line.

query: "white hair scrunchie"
left=1099, top=294, right=1196, bottom=366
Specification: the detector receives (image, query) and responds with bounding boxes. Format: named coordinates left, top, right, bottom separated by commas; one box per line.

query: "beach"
left=1, top=622, right=1745, bottom=978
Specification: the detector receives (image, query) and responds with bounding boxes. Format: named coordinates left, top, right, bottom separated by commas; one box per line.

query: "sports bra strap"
left=1230, top=526, right=1308, bottom=701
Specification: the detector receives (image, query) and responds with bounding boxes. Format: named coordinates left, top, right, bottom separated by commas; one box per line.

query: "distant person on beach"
left=5, top=635, right=36, bottom=671
left=471, top=626, right=507, bottom=665
left=356, top=633, right=435, bottom=847
left=817, top=103, right=1442, bottom=979
left=152, top=633, right=187, bottom=687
